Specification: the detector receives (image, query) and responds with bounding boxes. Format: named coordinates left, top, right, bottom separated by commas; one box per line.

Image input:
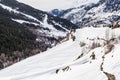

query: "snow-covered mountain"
left=51, top=0, right=120, bottom=27
left=0, top=27, right=120, bottom=80
left=0, top=0, right=78, bottom=68
left=17, top=0, right=99, bottom=11
left=0, top=0, right=120, bottom=80
left=16, top=0, right=120, bottom=27
left=0, top=0, right=77, bottom=47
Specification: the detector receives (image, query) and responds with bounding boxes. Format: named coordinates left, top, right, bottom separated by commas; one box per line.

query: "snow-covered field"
left=0, top=27, right=120, bottom=80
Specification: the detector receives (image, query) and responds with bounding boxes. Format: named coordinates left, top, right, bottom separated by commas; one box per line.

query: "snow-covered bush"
left=90, top=42, right=101, bottom=49
left=105, top=44, right=114, bottom=54
left=79, top=42, right=86, bottom=47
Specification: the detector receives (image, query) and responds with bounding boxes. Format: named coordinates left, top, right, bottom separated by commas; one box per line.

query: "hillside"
left=51, top=0, right=120, bottom=27
left=0, top=0, right=77, bottom=69
left=0, top=0, right=120, bottom=80
left=0, top=16, right=36, bottom=53
left=0, top=27, right=120, bottom=80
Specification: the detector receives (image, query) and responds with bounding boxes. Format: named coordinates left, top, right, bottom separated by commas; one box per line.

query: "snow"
left=0, top=27, right=120, bottom=80
left=61, top=0, right=120, bottom=26
left=0, top=3, right=40, bottom=22
left=103, top=44, right=120, bottom=80
left=0, top=3, right=67, bottom=38
left=43, top=15, right=55, bottom=30
left=87, top=3, right=120, bottom=19
left=0, top=3, right=19, bottom=13
left=41, top=15, right=67, bottom=37
left=17, top=0, right=99, bottom=11
left=12, top=19, right=39, bottom=26
left=52, top=21, right=69, bottom=32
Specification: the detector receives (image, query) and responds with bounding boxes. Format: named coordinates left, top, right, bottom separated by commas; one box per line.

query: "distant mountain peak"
left=16, top=0, right=100, bottom=11
left=50, top=0, right=120, bottom=27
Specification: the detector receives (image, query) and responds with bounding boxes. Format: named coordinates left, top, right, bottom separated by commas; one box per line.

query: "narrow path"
left=100, top=55, right=116, bottom=80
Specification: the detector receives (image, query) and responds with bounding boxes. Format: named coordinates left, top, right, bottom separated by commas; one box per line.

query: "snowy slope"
left=17, top=0, right=99, bottom=11
left=0, top=27, right=120, bottom=80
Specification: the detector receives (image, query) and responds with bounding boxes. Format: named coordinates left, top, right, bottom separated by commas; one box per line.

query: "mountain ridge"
left=16, top=0, right=120, bottom=27
left=16, top=0, right=99, bottom=11
left=51, top=0, right=120, bottom=27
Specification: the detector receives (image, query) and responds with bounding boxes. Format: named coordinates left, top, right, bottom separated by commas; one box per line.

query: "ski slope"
left=17, top=0, right=99, bottom=11
left=0, top=27, right=120, bottom=80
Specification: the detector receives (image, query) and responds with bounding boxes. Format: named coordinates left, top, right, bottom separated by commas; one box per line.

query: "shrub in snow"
left=100, top=62, right=104, bottom=71
left=62, top=66, right=71, bottom=72
left=80, top=42, right=86, bottom=47
left=105, top=28, right=110, bottom=41
left=112, top=21, right=120, bottom=29
left=90, top=52, right=95, bottom=60
left=72, top=35, right=76, bottom=41
left=105, top=44, right=114, bottom=54
left=75, top=53, right=84, bottom=60
left=90, top=42, right=101, bottom=49
left=56, top=69, right=59, bottom=74
left=104, top=72, right=116, bottom=80
left=56, top=66, right=71, bottom=74
left=0, top=59, right=4, bottom=69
